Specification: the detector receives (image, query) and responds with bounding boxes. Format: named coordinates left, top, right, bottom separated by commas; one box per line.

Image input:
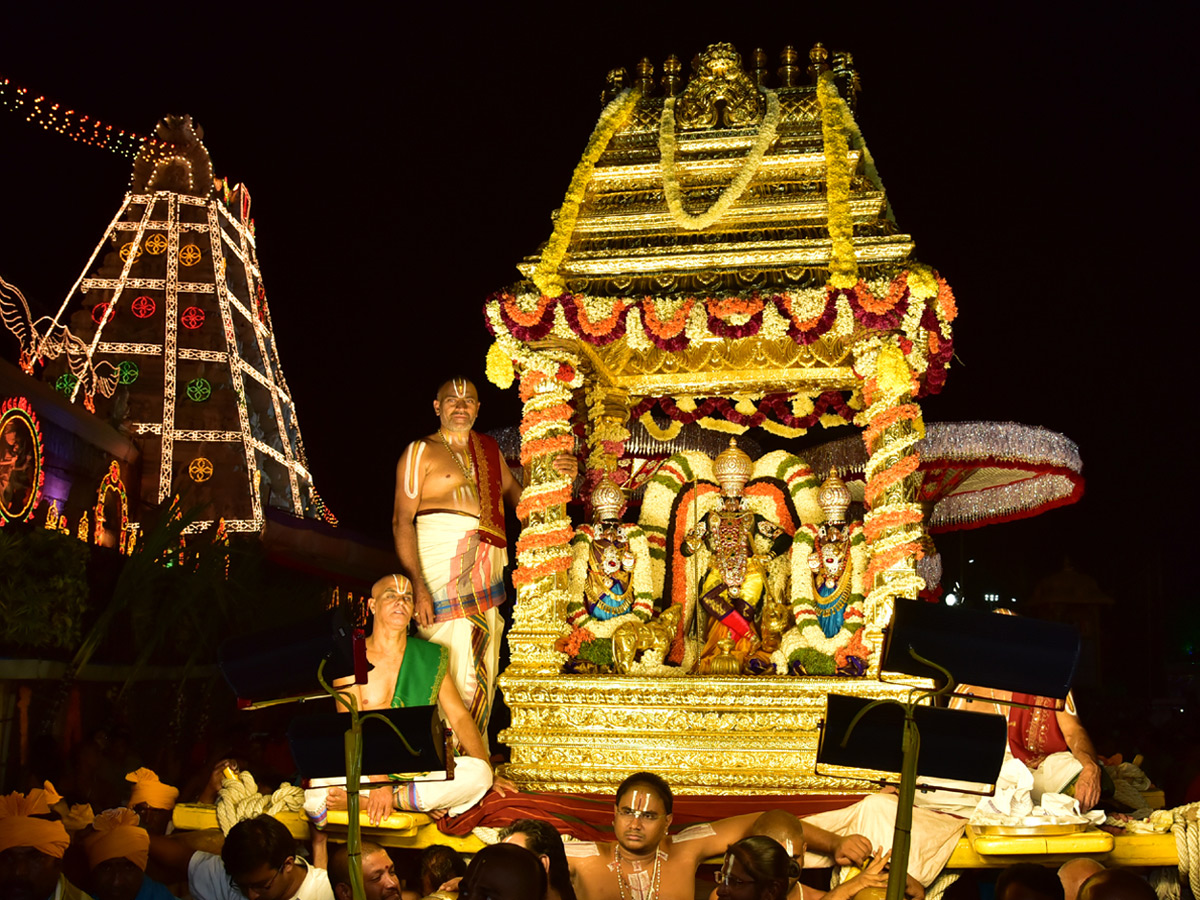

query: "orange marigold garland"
left=863, top=507, right=924, bottom=542
left=511, top=555, right=573, bottom=586
left=861, top=402, right=922, bottom=450
left=516, top=526, right=575, bottom=555
left=520, top=434, right=575, bottom=466
left=864, top=450, right=921, bottom=508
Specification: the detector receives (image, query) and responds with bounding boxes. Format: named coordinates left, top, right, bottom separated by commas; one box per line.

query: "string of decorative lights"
left=0, top=74, right=154, bottom=157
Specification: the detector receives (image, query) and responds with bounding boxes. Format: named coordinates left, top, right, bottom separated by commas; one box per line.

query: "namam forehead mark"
left=618, top=786, right=664, bottom=814
left=371, top=573, right=413, bottom=600
left=436, top=378, right=479, bottom=401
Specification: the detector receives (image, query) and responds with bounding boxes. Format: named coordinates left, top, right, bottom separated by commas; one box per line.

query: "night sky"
left=2, top=6, right=1195, bottom=691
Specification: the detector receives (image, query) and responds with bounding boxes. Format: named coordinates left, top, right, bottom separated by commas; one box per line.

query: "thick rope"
left=925, top=871, right=960, bottom=900
left=215, top=770, right=304, bottom=835
left=1174, top=801, right=1200, bottom=899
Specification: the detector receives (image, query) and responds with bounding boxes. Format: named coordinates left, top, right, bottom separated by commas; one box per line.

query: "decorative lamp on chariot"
left=483, top=42, right=960, bottom=794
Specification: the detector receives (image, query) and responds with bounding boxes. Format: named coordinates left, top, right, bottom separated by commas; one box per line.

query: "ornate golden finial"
left=818, top=469, right=852, bottom=525
left=778, top=46, right=801, bottom=87
left=709, top=637, right=742, bottom=675
left=831, top=51, right=861, bottom=111
left=636, top=57, right=655, bottom=96
left=808, top=43, right=830, bottom=84
left=713, top=438, right=753, bottom=495
left=753, top=48, right=770, bottom=87
left=601, top=67, right=629, bottom=104
left=676, top=43, right=765, bottom=130
left=662, top=54, right=683, bottom=96
left=590, top=475, right=625, bottom=522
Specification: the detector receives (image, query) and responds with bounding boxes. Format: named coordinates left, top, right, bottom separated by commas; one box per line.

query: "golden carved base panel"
left=498, top=672, right=930, bottom=795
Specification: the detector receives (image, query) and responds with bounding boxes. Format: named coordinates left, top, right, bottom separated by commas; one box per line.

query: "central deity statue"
left=683, top=439, right=791, bottom=674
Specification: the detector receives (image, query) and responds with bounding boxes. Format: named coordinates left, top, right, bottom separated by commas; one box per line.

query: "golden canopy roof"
left=484, top=42, right=956, bottom=422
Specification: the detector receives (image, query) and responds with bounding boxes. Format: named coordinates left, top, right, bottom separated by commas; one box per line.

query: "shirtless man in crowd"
left=567, top=772, right=871, bottom=900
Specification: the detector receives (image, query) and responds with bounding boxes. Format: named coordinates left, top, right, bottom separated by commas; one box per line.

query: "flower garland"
left=851, top=336, right=929, bottom=609
left=483, top=271, right=955, bottom=398
left=641, top=297, right=695, bottom=351
left=533, top=88, right=643, bottom=297
left=485, top=342, right=514, bottom=390
left=817, top=72, right=858, bottom=289
left=659, top=89, right=781, bottom=231
left=516, top=523, right=575, bottom=555
left=631, top=391, right=855, bottom=438
left=707, top=296, right=765, bottom=338
left=511, top=354, right=579, bottom=592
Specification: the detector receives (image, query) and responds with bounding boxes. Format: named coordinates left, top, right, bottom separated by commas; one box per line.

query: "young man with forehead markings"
left=566, top=772, right=872, bottom=900
left=393, top=376, right=576, bottom=748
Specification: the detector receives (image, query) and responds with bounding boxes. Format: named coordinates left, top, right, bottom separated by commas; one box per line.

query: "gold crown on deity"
left=713, top=438, right=753, bottom=493
left=818, top=468, right=852, bottom=524
left=590, top=475, right=625, bottom=521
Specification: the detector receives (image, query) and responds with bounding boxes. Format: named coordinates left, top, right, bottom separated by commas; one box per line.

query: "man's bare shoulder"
left=566, top=840, right=609, bottom=864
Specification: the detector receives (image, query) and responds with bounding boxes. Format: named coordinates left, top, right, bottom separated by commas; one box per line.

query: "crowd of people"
left=0, top=767, right=1160, bottom=900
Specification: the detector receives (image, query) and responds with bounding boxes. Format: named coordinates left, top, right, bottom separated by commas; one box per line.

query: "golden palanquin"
left=485, top=44, right=954, bottom=794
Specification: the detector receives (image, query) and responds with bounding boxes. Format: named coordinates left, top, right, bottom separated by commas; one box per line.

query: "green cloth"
left=390, top=637, right=448, bottom=707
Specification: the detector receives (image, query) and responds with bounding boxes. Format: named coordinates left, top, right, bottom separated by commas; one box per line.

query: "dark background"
left=2, top=3, right=1196, bottom=790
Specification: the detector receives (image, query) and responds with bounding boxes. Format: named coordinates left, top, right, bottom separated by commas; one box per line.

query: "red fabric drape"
left=1007, top=692, right=1069, bottom=768
left=438, top=790, right=863, bottom=840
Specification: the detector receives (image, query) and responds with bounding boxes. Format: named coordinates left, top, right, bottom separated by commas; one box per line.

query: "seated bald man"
left=325, top=574, right=514, bottom=824
left=0, top=783, right=91, bottom=900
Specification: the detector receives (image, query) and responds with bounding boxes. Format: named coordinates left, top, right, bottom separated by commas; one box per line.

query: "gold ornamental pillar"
left=583, top=383, right=631, bottom=499
left=855, top=338, right=928, bottom=675
left=506, top=350, right=580, bottom=673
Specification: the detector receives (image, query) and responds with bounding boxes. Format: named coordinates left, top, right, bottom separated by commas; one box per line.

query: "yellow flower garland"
left=485, top=342, right=514, bottom=389
left=817, top=72, right=857, bottom=289
left=639, top=411, right=683, bottom=442
left=659, top=89, right=780, bottom=231
left=532, top=88, right=643, bottom=297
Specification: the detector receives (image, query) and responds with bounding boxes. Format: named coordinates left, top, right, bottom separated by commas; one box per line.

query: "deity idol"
left=786, top=469, right=871, bottom=676
left=562, top=476, right=655, bottom=670
left=682, top=439, right=791, bottom=674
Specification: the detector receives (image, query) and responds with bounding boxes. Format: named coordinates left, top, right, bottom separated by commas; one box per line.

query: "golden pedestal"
left=499, top=670, right=929, bottom=795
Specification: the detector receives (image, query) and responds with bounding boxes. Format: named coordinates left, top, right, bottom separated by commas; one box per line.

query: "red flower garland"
left=631, top=391, right=854, bottom=432
left=492, top=291, right=558, bottom=341
left=771, top=293, right=837, bottom=345
left=847, top=281, right=908, bottom=331
left=561, top=295, right=629, bottom=346
left=706, top=296, right=765, bottom=339
left=641, top=298, right=694, bottom=351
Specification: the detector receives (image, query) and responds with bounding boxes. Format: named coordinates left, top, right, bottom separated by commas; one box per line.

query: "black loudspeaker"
left=818, top=693, right=1008, bottom=784
left=882, top=598, right=1080, bottom=700
left=287, top=705, right=448, bottom=783
left=218, top=609, right=367, bottom=703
